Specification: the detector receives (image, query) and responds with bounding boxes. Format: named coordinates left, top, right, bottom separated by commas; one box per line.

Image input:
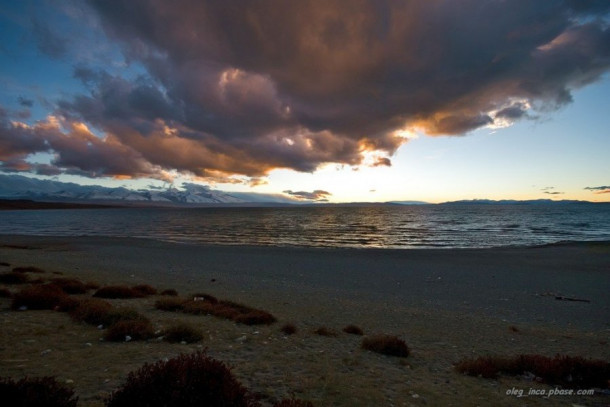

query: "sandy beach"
left=1, top=235, right=609, bottom=406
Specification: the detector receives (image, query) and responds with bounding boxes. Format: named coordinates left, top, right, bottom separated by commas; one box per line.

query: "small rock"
left=180, top=341, right=187, bottom=345
left=236, top=335, right=247, bottom=342
left=97, top=324, right=104, bottom=330
left=40, top=349, right=52, bottom=356
left=65, top=379, right=74, bottom=384
left=412, top=394, right=420, bottom=399
left=18, top=306, right=27, bottom=311
left=125, top=335, right=132, bottom=342
left=85, top=343, right=92, bottom=347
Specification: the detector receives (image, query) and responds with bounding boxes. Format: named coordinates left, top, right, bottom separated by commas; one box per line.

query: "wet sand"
left=0, top=235, right=609, bottom=406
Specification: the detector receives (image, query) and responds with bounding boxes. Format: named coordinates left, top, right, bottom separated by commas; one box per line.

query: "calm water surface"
left=1, top=204, right=609, bottom=249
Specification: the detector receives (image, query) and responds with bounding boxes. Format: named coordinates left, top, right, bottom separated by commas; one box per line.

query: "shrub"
left=0, top=288, right=11, bottom=298
left=281, top=323, right=297, bottom=335
left=11, top=284, right=68, bottom=310
left=0, top=261, right=10, bottom=267
left=131, top=284, right=157, bottom=296
left=342, top=325, right=364, bottom=335
left=234, top=310, right=277, bottom=326
left=313, top=327, right=337, bottom=337
left=160, top=289, right=178, bottom=296
left=163, top=322, right=203, bottom=343
left=362, top=335, right=410, bottom=357
left=154, top=297, right=186, bottom=311
left=274, top=398, right=314, bottom=407
left=0, top=376, right=78, bottom=407
left=191, top=293, right=219, bottom=304
left=104, top=320, right=155, bottom=342
left=455, top=354, right=610, bottom=388
left=93, top=285, right=142, bottom=299
left=0, top=272, right=29, bottom=284
left=69, top=298, right=113, bottom=325
left=50, top=278, right=89, bottom=294
left=12, top=266, right=46, bottom=274
left=106, top=351, right=259, bottom=407
left=104, top=308, right=150, bottom=326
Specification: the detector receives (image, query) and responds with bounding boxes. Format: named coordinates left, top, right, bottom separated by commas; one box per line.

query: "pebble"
left=18, top=306, right=27, bottom=311
left=125, top=335, right=132, bottom=342
left=85, top=342, right=92, bottom=347
left=40, top=349, right=52, bottom=356
left=97, top=324, right=104, bottom=330
left=236, top=335, right=247, bottom=342
left=65, top=379, right=74, bottom=384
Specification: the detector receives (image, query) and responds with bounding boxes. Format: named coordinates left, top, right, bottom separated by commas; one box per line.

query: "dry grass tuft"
left=455, top=354, right=610, bottom=388
left=160, top=288, right=178, bottom=296
left=313, top=327, right=338, bottom=337
left=0, top=376, right=78, bottom=407
left=362, top=335, right=410, bottom=357
left=343, top=325, right=364, bottom=335
left=93, top=285, right=142, bottom=299
left=104, top=319, right=155, bottom=342
left=281, top=323, right=297, bottom=335
left=131, top=284, right=157, bottom=296
left=162, top=322, right=204, bottom=343
left=154, top=297, right=187, bottom=311
left=49, top=278, right=89, bottom=294
left=106, top=351, right=259, bottom=407
left=0, top=261, right=10, bottom=267
left=273, top=398, right=314, bottom=407
left=12, top=266, right=46, bottom=274
left=11, top=284, right=68, bottom=310
left=0, top=272, right=29, bottom=285
left=234, top=310, right=277, bottom=325
left=178, top=296, right=276, bottom=325
left=69, top=298, right=113, bottom=326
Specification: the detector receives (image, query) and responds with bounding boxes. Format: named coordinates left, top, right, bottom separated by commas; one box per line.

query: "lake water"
left=1, top=204, right=610, bottom=249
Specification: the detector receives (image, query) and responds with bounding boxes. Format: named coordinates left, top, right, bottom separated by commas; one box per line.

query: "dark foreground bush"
left=12, top=266, right=46, bottom=274
left=180, top=296, right=276, bottom=325
left=313, top=327, right=337, bottom=337
left=50, top=278, right=89, bottom=294
left=163, top=322, right=203, bottom=343
left=154, top=297, right=186, bottom=311
left=343, top=325, right=364, bottom=335
left=11, top=284, right=68, bottom=310
left=281, top=323, right=297, bottom=335
left=69, top=298, right=113, bottom=325
left=104, top=319, right=155, bottom=342
left=0, top=376, right=78, bottom=407
left=362, top=335, right=409, bottom=357
left=0, top=288, right=11, bottom=297
left=160, top=288, right=178, bottom=296
left=0, top=272, right=29, bottom=284
left=455, top=354, right=610, bottom=388
left=106, top=351, right=260, bottom=407
left=274, top=398, right=314, bottom=407
left=93, top=285, right=142, bottom=299
left=131, top=284, right=157, bottom=296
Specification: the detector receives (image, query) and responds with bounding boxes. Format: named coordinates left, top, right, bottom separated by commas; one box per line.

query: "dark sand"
left=1, top=235, right=609, bottom=406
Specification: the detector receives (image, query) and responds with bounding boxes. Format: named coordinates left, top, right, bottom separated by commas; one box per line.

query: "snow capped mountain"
left=0, top=175, right=265, bottom=204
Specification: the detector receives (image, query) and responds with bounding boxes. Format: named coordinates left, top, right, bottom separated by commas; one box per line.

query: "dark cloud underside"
left=1, top=0, right=609, bottom=182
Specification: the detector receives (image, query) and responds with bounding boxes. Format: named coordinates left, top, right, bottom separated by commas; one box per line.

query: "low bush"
left=0, top=288, right=11, bottom=297
left=12, top=266, right=46, bottom=274
left=455, top=354, right=610, bottom=388
left=104, top=320, right=155, bottom=342
left=0, top=261, right=10, bottom=267
left=160, top=289, right=178, bottom=296
left=362, top=335, right=410, bottom=357
left=50, top=278, right=89, bottom=294
left=162, top=322, right=203, bottom=343
left=342, top=325, right=364, bottom=335
left=281, top=323, right=297, bottom=335
left=313, top=327, right=337, bottom=337
left=0, top=376, right=78, bottom=407
left=106, top=351, right=260, bottom=407
left=274, top=398, right=314, bottom=407
left=69, top=298, right=113, bottom=325
left=105, top=308, right=150, bottom=326
left=154, top=297, right=186, bottom=311
left=0, top=272, right=29, bottom=284
left=191, top=293, right=219, bottom=304
left=234, top=310, right=277, bottom=326
left=131, top=284, right=157, bottom=296
left=93, top=285, right=142, bottom=299
left=11, top=284, right=68, bottom=310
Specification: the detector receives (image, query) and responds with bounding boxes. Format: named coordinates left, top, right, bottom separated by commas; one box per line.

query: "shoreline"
left=1, top=235, right=608, bottom=406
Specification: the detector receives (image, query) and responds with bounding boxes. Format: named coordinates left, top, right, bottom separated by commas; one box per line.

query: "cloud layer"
left=1, top=0, right=609, bottom=183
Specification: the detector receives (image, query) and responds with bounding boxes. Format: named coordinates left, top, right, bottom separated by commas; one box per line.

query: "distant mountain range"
left=0, top=174, right=605, bottom=207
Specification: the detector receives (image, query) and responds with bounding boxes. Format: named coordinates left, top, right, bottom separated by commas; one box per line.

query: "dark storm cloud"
left=2, top=0, right=609, bottom=182
left=17, top=96, right=34, bottom=108
left=31, top=18, right=67, bottom=58
left=283, top=190, right=332, bottom=201
left=585, top=186, right=610, bottom=194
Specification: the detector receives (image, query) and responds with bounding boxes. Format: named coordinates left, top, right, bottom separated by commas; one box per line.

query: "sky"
left=0, top=0, right=609, bottom=203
